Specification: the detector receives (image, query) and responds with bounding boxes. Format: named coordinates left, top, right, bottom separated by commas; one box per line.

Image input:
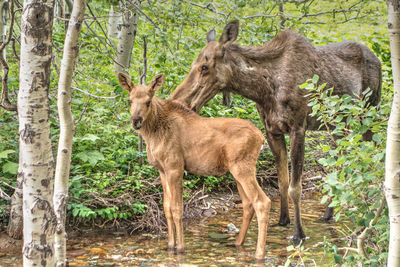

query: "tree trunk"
left=108, top=5, right=121, bottom=39
left=18, top=0, right=56, bottom=266
left=0, top=0, right=7, bottom=58
left=113, top=1, right=139, bottom=74
left=385, top=1, right=400, bottom=266
left=53, top=1, right=86, bottom=266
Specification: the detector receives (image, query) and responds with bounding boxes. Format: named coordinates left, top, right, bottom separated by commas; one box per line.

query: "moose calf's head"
left=171, top=20, right=239, bottom=112
left=118, top=72, right=165, bottom=130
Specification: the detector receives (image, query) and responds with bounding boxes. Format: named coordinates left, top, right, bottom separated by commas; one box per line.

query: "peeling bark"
left=18, top=0, right=56, bottom=266
left=113, top=1, right=139, bottom=74
left=385, top=1, right=400, bottom=266
left=53, top=1, right=86, bottom=266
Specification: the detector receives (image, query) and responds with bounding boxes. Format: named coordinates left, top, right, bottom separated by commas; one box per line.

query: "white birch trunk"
left=0, top=0, right=7, bottom=58
left=385, top=1, right=400, bottom=266
left=53, top=1, right=86, bottom=266
left=18, top=0, right=56, bottom=266
left=113, top=1, right=139, bottom=74
left=108, top=5, right=121, bottom=39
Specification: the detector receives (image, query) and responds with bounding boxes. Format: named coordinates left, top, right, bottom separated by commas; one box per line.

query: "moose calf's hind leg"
left=235, top=183, right=255, bottom=247
left=253, top=192, right=271, bottom=260
left=235, top=173, right=271, bottom=260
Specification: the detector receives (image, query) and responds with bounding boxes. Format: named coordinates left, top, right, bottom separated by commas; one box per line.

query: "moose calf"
left=118, top=72, right=271, bottom=260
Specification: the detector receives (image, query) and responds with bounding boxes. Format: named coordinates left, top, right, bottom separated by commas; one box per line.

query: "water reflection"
left=0, top=197, right=347, bottom=266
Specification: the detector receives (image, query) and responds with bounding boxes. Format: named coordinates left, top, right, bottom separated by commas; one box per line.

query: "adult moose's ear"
left=207, top=29, right=216, bottom=43
left=149, top=74, right=165, bottom=96
left=219, top=20, right=239, bottom=44
left=118, top=72, right=135, bottom=92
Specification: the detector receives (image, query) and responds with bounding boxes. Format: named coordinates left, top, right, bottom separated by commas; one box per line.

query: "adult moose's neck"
left=223, top=44, right=277, bottom=110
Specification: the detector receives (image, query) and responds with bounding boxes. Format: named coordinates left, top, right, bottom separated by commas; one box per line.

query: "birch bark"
left=108, top=5, right=121, bottom=39
left=53, top=1, right=86, bottom=266
left=385, top=1, right=400, bottom=266
left=18, top=0, right=56, bottom=266
left=113, top=1, right=139, bottom=74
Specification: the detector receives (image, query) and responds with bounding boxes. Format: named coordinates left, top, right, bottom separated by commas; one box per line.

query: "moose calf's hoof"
left=255, top=251, right=265, bottom=261
left=176, top=246, right=185, bottom=254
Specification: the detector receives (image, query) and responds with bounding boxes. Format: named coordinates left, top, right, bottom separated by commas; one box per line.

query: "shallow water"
left=0, top=197, right=348, bottom=266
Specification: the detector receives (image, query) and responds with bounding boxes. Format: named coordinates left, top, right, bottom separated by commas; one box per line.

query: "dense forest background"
left=0, top=0, right=391, bottom=265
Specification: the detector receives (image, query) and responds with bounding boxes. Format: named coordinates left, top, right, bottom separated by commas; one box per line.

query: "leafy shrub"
left=303, top=75, right=389, bottom=265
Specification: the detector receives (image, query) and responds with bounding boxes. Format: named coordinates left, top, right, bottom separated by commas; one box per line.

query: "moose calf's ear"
left=207, top=29, right=216, bottom=43
left=118, top=72, right=134, bottom=92
left=149, top=74, right=165, bottom=95
left=219, top=20, right=239, bottom=45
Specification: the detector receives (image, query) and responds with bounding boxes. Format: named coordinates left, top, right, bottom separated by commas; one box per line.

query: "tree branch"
left=356, top=194, right=386, bottom=258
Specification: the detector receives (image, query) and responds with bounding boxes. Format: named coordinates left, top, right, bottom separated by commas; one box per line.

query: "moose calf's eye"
left=146, top=100, right=151, bottom=107
left=201, top=65, right=208, bottom=71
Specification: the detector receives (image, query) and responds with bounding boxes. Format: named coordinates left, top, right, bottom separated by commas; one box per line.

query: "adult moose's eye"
left=146, top=100, right=151, bottom=107
left=201, top=65, right=208, bottom=72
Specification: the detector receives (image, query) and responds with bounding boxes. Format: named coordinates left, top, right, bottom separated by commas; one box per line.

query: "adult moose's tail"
left=362, top=44, right=382, bottom=107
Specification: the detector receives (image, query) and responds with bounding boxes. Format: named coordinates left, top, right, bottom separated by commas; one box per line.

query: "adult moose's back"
left=171, top=20, right=382, bottom=243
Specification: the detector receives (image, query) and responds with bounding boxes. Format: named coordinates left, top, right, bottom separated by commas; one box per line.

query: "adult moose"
left=118, top=72, right=271, bottom=260
left=171, top=20, right=382, bottom=243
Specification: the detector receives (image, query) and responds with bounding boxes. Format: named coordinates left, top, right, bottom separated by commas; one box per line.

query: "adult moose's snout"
left=131, top=116, right=143, bottom=130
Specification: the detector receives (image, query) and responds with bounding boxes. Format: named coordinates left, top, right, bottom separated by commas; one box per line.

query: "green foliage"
left=284, top=243, right=314, bottom=266
left=304, top=75, right=389, bottom=265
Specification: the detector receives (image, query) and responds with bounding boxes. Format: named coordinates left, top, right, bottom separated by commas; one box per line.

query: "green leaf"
left=81, top=134, right=100, bottom=142
left=326, top=172, right=338, bottom=186
left=3, top=161, right=18, bottom=175
left=286, top=245, right=295, bottom=251
left=322, top=145, right=331, bottom=153
left=312, top=74, right=319, bottom=84
left=0, top=150, right=15, bottom=159
left=334, top=254, right=343, bottom=264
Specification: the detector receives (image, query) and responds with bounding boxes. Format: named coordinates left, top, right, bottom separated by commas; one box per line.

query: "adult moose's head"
left=118, top=72, right=164, bottom=130
left=171, top=20, right=240, bottom=112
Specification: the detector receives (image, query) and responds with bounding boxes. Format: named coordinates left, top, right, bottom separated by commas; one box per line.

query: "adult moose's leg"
left=165, top=168, right=185, bottom=253
left=257, top=104, right=290, bottom=226
left=266, top=132, right=290, bottom=226
left=289, top=129, right=306, bottom=244
left=160, top=172, right=176, bottom=250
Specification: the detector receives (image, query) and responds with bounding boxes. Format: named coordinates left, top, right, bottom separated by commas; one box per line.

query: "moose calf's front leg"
left=160, top=173, right=176, bottom=250
left=165, top=169, right=185, bottom=253
left=289, top=129, right=306, bottom=244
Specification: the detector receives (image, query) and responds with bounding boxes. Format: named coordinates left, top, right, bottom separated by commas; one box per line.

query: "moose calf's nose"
left=132, top=116, right=143, bottom=130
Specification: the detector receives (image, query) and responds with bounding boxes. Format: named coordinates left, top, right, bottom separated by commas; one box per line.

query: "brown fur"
left=171, top=20, right=382, bottom=243
left=118, top=72, right=271, bottom=260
